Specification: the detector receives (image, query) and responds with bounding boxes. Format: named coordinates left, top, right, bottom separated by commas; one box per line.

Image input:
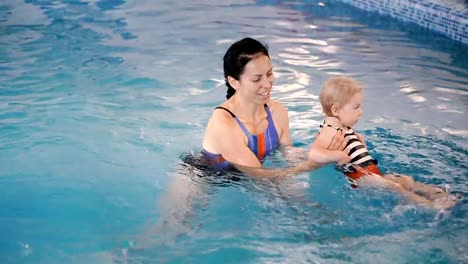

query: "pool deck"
left=337, top=0, right=468, bottom=44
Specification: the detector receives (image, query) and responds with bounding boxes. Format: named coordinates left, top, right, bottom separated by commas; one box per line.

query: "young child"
left=308, top=76, right=459, bottom=209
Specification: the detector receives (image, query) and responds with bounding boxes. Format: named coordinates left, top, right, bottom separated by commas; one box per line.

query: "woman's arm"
left=210, top=117, right=318, bottom=177
left=204, top=102, right=348, bottom=178
left=269, top=100, right=310, bottom=162
left=203, top=105, right=319, bottom=178
left=270, top=100, right=348, bottom=163
left=233, top=159, right=320, bottom=178
left=270, top=100, right=292, bottom=146
left=235, top=130, right=349, bottom=178
left=204, top=110, right=264, bottom=168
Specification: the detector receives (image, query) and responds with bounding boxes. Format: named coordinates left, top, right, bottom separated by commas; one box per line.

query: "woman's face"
left=237, top=54, right=274, bottom=104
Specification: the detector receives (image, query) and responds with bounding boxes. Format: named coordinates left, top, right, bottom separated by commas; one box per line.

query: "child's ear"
left=227, top=76, right=240, bottom=90
left=331, top=104, right=340, bottom=116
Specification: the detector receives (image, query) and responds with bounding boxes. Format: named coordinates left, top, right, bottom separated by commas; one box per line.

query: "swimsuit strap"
left=319, top=120, right=351, bottom=131
left=214, top=104, right=271, bottom=136
left=215, top=104, right=268, bottom=118
left=264, top=104, right=274, bottom=125
left=214, top=106, right=236, bottom=118
left=213, top=106, right=249, bottom=133
left=214, top=104, right=275, bottom=153
left=207, top=104, right=278, bottom=162
left=233, top=104, right=270, bottom=137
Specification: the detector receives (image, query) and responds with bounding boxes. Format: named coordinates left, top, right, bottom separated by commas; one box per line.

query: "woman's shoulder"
left=267, top=99, right=288, bottom=115
left=267, top=99, right=285, bottom=108
left=209, top=103, right=234, bottom=120
left=206, top=105, right=238, bottom=132
left=203, top=105, right=241, bottom=152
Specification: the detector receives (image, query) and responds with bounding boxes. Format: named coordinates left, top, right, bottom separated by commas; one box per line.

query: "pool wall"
left=336, top=0, right=468, bottom=44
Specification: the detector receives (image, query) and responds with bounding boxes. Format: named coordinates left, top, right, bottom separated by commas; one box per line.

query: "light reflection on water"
left=0, top=0, right=467, bottom=263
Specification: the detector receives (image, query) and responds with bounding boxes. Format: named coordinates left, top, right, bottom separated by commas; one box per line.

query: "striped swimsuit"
left=202, top=104, right=279, bottom=170
left=321, top=123, right=381, bottom=181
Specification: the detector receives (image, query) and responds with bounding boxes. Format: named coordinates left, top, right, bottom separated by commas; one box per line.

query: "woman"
left=137, top=38, right=349, bottom=247
left=202, top=37, right=347, bottom=177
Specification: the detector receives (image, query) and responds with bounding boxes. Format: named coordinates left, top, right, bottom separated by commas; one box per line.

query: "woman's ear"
left=331, top=104, right=340, bottom=116
left=227, top=76, right=239, bottom=90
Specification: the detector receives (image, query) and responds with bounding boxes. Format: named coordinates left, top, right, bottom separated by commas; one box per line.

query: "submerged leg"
left=381, top=174, right=415, bottom=191
left=381, top=173, right=460, bottom=209
left=135, top=163, right=208, bottom=249
left=383, top=173, right=453, bottom=201
left=411, top=182, right=449, bottom=200
left=359, top=173, right=459, bottom=210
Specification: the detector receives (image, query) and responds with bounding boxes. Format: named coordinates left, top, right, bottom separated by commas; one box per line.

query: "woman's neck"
left=229, top=95, right=265, bottom=121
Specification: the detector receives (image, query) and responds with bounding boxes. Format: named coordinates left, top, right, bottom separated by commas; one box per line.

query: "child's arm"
left=308, top=127, right=350, bottom=165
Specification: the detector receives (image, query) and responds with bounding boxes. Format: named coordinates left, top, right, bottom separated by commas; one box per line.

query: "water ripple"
left=0, top=0, right=467, bottom=263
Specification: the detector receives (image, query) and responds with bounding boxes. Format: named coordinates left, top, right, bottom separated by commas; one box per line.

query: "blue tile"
left=337, top=0, right=468, bottom=44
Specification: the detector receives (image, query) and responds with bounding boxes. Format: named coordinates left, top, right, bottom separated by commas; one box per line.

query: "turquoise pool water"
left=1, top=0, right=467, bottom=263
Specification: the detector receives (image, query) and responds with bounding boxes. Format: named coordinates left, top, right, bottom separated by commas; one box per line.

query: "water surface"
left=0, top=0, right=467, bottom=263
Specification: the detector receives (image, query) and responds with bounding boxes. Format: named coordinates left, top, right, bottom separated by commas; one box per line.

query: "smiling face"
left=229, top=54, right=274, bottom=104
left=335, top=92, right=363, bottom=128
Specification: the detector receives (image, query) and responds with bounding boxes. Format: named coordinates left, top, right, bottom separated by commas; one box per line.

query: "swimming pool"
left=0, top=0, right=467, bottom=263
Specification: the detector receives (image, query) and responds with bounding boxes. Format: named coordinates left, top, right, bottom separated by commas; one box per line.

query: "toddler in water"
left=308, top=76, right=459, bottom=209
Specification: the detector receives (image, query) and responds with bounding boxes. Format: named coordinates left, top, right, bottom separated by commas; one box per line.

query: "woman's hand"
left=335, top=151, right=351, bottom=165
left=308, top=147, right=350, bottom=165
left=327, top=129, right=348, bottom=151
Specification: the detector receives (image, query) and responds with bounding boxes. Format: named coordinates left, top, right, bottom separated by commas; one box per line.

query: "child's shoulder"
left=318, top=125, right=339, bottom=138
left=314, top=125, right=339, bottom=148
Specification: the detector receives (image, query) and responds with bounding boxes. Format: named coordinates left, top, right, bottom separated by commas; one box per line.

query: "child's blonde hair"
left=320, top=76, right=362, bottom=117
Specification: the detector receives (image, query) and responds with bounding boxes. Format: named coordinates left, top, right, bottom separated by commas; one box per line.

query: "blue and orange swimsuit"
left=202, top=104, right=279, bottom=170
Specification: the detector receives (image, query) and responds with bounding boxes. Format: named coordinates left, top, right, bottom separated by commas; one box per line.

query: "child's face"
left=338, top=92, right=362, bottom=127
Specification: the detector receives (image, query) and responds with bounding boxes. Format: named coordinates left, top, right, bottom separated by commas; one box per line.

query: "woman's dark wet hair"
left=223, top=38, right=270, bottom=99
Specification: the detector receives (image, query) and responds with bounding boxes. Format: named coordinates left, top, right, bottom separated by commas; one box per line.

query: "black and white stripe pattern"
left=320, top=122, right=375, bottom=167
left=344, top=129, right=374, bottom=166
